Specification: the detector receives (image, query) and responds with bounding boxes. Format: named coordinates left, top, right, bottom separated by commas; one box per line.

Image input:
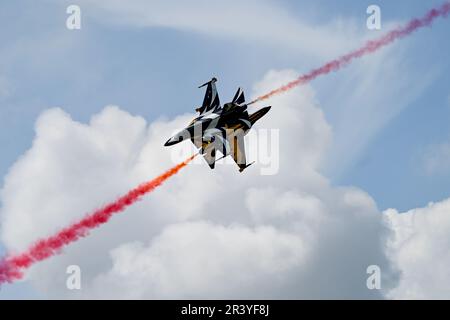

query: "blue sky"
left=1, top=0, right=450, bottom=299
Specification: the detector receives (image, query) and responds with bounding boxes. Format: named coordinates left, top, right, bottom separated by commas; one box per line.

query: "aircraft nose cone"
left=164, top=137, right=178, bottom=146
left=164, top=128, right=190, bottom=146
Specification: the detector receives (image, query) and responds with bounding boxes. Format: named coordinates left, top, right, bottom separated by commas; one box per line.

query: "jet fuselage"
left=164, top=78, right=271, bottom=172
left=164, top=103, right=256, bottom=147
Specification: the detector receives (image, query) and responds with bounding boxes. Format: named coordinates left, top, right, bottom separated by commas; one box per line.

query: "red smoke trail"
left=0, top=154, right=197, bottom=285
left=249, top=2, right=450, bottom=104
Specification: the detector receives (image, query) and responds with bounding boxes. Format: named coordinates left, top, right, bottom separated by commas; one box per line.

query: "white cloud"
left=385, top=199, right=450, bottom=299
left=0, top=1, right=446, bottom=299
left=0, top=70, right=396, bottom=298
left=89, top=222, right=307, bottom=299
left=73, top=0, right=361, bottom=60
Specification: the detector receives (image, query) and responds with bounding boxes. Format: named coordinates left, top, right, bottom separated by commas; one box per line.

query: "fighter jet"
left=164, top=78, right=271, bottom=172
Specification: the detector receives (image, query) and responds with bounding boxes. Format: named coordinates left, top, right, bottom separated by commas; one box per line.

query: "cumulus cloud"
left=0, top=70, right=397, bottom=298
left=89, top=222, right=306, bottom=299
left=385, top=199, right=450, bottom=299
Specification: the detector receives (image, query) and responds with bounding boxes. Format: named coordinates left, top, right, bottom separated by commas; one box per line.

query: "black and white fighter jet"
left=164, top=78, right=271, bottom=172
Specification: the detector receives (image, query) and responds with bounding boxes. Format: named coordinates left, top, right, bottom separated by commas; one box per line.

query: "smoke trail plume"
left=249, top=2, right=450, bottom=104
left=0, top=154, right=197, bottom=285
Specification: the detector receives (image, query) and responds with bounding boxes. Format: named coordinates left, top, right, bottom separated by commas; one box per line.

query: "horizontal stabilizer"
left=249, top=106, right=271, bottom=125
left=239, top=161, right=255, bottom=173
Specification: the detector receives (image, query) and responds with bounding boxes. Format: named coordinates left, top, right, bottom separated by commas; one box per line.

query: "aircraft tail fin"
left=198, top=78, right=220, bottom=114
left=232, top=88, right=245, bottom=105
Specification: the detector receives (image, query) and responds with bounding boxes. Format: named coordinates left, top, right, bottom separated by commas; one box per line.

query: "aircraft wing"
left=202, top=145, right=216, bottom=169
left=198, top=78, right=221, bottom=114
left=191, top=128, right=229, bottom=170
left=191, top=137, right=218, bottom=170
left=190, top=128, right=252, bottom=172
left=228, top=131, right=252, bottom=172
